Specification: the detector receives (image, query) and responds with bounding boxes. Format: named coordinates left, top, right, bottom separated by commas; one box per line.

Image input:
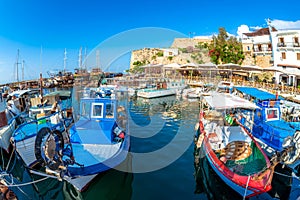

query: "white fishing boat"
left=0, top=109, right=16, bottom=152
left=137, top=80, right=186, bottom=99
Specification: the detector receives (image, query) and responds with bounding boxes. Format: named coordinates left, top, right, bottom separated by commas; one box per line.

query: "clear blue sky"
left=0, top=0, right=300, bottom=84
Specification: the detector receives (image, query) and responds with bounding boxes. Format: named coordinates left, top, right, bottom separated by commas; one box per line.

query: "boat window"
left=265, top=108, right=279, bottom=121
left=81, top=102, right=91, bottom=119
left=91, top=103, right=104, bottom=118
left=106, top=103, right=114, bottom=118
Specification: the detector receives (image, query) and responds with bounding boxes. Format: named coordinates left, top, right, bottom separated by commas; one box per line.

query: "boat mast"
left=22, top=60, right=25, bottom=81
left=39, top=72, right=43, bottom=103
left=15, top=49, right=21, bottom=83
left=266, top=18, right=274, bottom=63
left=64, top=48, right=67, bottom=72
left=78, top=47, right=82, bottom=70
left=84, top=47, right=87, bottom=70
left=96, top=50, right=100, bottom=70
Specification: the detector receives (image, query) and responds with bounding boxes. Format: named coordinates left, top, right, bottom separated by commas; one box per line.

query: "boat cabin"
left=234, top=87, right=297, bottom=152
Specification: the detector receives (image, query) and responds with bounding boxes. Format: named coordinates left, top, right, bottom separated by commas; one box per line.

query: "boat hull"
left=0, top=119, right=16, bottom=151
left=137, top=89, right=176, bottom=98
left=201, top=135, right=272, bottom=198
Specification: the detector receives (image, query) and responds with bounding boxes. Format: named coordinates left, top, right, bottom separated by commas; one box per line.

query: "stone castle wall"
left=130, top=38, right=271, bottom=69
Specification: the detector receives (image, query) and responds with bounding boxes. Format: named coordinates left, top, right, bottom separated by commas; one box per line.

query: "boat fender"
left=114, top=126, right=125, bottom=138
left=282, top=148, right=300, bottom=165
left=282, top=136, right=293, bottom=148
left=194, top=122, right=199, bottom=131
left=293, top=131, right=300, bottom=145
left=35, top=128, right=64, bottom=170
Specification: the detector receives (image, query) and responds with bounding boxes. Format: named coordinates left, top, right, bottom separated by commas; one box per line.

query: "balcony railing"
left=277, top=42, right=300, bottom=48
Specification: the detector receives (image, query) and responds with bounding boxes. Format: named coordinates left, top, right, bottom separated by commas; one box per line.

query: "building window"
left=294, top=37, right=299, bottom=47
left=278, top=37, right=285, bottom=47
left=268, top=44, right=272, bottom=51
left=247, top=46, right=250, bottom=51
left=258, top=44, right=262, bottom=51
left=281, top=52, right=286, bottom=60
left=279, top=37, right=284, bottom=43
left=297, top=53, right=300, bottom=60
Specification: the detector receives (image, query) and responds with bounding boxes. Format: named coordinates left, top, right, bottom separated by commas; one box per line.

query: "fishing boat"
left=0, top=109, right=17, bottom=152
left=137, top=80, right=186, bottom=99
left=0, top=89, right=42, bottom=152
left=234, top=87, right=300, bottom=165
left=10, top=86, right=129, bottom=191
left=194, top=93, right=274, bottom=198
left=216, top=81, right=234, bottom=93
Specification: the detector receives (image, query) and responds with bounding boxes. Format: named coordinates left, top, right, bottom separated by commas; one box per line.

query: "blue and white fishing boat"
left=234, top=87, right=300, bottom=165
left=11, top=86, right=130, bottom=191
left=0, top=89, right=42, bottom=152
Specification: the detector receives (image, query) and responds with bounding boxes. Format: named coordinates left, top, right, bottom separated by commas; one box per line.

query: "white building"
left=241, top=28, right=274, bottom=67
left=162, top=48, right=178, bottom=57
left=271, top=29, right=300, bottom=86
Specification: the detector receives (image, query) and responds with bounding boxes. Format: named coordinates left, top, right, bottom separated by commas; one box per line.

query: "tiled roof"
left=243, top=27, right=277, bottom=37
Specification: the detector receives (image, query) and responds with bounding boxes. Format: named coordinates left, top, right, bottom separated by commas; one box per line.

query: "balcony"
left=277, top=42, right=286, bottom=47
left=253, top=48, right=272, bottom=56
left=277, top=42, right=300, bottom=49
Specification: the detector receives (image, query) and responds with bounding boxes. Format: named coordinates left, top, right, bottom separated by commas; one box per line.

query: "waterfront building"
left=241, top=27, right=275, bottom=68
left=270, top=29, right=300, bottom=87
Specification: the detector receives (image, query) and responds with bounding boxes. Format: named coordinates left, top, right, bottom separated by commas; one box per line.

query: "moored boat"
left=217, top=81, right=234, bottom=93
left=194, top=93, right=274, bottom=198
left=10, top=85, right=129, bottom=191
left=137, top=80, right=186, bottom=99
left=0, top=109, right=17, bottom=152
left=234, top=86, right=300, bottom=165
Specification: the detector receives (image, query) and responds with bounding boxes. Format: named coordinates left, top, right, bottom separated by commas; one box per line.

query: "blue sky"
left=1, top=0, right=300, bottom=84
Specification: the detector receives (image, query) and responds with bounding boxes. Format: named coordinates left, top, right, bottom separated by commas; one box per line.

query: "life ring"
left=35, top=127, right=64, bottom=170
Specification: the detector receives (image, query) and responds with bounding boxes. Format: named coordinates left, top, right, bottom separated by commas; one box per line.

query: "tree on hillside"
left=128, top=60, right=147, bottom=74
left=208, top=27, right=244, bottom=65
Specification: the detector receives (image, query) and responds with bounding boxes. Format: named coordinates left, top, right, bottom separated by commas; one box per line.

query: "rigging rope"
left=243, top=175, right=251, bottom=200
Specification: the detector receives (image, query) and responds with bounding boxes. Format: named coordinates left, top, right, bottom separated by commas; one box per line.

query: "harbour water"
left=0, top=91, right=298, bottom=199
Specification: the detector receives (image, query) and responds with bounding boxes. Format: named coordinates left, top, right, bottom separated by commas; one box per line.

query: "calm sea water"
left=0, top=91, right=297, bottom=200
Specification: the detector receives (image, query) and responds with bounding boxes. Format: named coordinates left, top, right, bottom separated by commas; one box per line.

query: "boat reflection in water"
left=29, top=152, right=133, bottom=200
left=194, top=144, right=296, bottom=200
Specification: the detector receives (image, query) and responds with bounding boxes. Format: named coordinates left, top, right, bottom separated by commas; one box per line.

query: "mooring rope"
left=0, top=173, right=50, bottom=187
left=274, top=171, right=300, bottom=180
left=5, top=145, right=15, bottom=171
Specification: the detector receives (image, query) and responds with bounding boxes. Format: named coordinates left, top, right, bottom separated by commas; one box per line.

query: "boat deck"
left=71, top=142, right=122, bottom=167
left=71, top=118, right=115, bottom=144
